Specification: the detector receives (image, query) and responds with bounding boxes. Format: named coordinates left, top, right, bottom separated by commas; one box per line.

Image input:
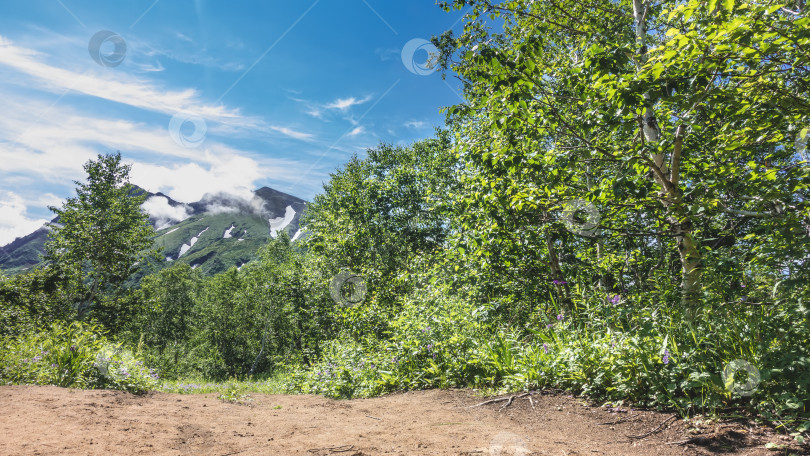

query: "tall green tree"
left=302, top=133, right=457, bottom=305
left=45, top=152, right=157, bottom=327
left=436, top=0, right=810, bottom=313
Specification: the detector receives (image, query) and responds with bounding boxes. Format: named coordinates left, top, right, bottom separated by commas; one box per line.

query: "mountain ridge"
left=0, top=186, right=307, bottom=276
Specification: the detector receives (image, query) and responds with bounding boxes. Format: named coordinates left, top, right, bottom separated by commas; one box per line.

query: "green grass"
left=157, top=370, right=293, bottom=395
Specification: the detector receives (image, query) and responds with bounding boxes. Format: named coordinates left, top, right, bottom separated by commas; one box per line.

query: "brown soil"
left=0, top=385, right=803, bottom=455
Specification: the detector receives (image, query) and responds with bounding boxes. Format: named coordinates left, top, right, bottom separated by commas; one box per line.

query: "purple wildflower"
left=609, top=295, right=620, bottom=305
left=557, top=314, right=563, bottom=321
left=546, top=323, right=554, bottom=329
left=543, top=343, right=549, bottom=354
left=662, top=349, right=670, bottom=365
left=69, top=345, right=77, bottom=352
left=552, top=279, right=568, bottom=285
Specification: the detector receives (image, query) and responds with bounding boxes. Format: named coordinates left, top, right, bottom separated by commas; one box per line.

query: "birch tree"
left=45, top=152, right=156, bottom=325
left=436, top=0, right=810, bottom=313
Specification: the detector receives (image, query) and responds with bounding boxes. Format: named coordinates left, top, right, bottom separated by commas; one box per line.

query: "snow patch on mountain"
left=178, top=227, right=209, bottom=257
left=269, top=206, right=296, bottom=238
left=291, top=229, right=302, bottom=242
left=223, top=224, right=235, bottom=238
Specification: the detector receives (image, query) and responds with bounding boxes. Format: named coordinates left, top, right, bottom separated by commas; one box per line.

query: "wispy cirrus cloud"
left=0, top=35, right=311, bottom=141
left=324, top=95, right=373, bottom=112
left=346, top=126, right=365, bottom=137
left=404, top=120, right=427, bottom=129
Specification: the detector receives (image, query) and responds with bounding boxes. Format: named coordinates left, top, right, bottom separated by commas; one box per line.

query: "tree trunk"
left=632, top=0, right=702, bottom=309
left=79, top=277, right=99, bottom=319
left=544, top=228, right=571, bottom=313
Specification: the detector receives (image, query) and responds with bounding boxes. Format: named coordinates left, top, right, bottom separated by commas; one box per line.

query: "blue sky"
left=0, top=1, right=467, bottom=244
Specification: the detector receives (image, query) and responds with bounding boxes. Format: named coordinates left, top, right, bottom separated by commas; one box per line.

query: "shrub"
left=0, top=321, right=159, bottom=394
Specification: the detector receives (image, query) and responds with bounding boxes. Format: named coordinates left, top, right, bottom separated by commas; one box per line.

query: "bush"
left=0, top=321, right=159, bottom=394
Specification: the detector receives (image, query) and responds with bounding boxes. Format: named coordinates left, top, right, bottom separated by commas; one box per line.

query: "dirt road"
left=0, top=385, right=799, bottom=455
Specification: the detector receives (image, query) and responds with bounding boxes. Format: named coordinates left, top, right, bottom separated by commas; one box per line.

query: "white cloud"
left=268, top=126, right=315, bottom=141
left=130, top=153, right=268, bottom=203
left=0, top=35, right=310, bottom=141
left=347, top=126, right=365, bottom=137
left=404, top=120, right=427, bottom=129
left=325, top=95, right=373, bottom=112
left=141, top=196, right=192, bottom=230
left=0, top=192, right=48, bottom=245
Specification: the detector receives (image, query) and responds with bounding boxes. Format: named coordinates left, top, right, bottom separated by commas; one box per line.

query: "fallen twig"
left=307, top=444, right=356, bottom=454
left=627, top=415, right=678, bottom=440
left=469, top=392, right=532, bottom=409
left=365, top=415, right=381, bottom=420
left=598, top=414, right=641, bottom=426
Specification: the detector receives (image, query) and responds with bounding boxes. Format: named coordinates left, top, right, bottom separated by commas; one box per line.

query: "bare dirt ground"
left=0, top=385, right=803, bottom=455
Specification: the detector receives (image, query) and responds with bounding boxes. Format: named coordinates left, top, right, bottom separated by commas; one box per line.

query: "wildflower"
left=609, top=295, right=620, bottom=305
left=426, top=344, right=433, bottom=351
left=662, top=349, right=670, bottom=365
left=432, top=353, right=437, bottom=359
left=51, top=363, right=57, bottom=368
left=69, top=345, right=77, bottom=352
left=557, top=314, right=563, bottom=321
left=546, top=323, right=554, bottom=329
left=543, top=343, right=549, bottom=354
left=552, top=279, right=568, bottom=285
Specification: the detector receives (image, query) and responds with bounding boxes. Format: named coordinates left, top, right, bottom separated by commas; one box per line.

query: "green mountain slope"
left=0, top=186, right=307, bottom=278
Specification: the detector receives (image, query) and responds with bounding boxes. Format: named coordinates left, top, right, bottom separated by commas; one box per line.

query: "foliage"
left=45, top=152, right=158, bottom=330
left=0, top=321, right=159, bottom=394
left=301, top=133, right=458, bottom=338
left=0, top=265, right=73, bottom=338
left=123, top=263, right=203, bottom=379
left=432, top=0, right=809, bottom=317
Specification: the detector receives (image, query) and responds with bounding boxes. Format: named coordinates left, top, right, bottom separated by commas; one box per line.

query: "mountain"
left=0, top=186, right=307, bottom=277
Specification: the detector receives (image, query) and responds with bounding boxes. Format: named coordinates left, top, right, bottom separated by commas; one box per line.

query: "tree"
left=436, top=0, right=810, bottom=314
left=45, top=152, right=157, bottom=327
left=302, top=133, right=457, bottom=306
